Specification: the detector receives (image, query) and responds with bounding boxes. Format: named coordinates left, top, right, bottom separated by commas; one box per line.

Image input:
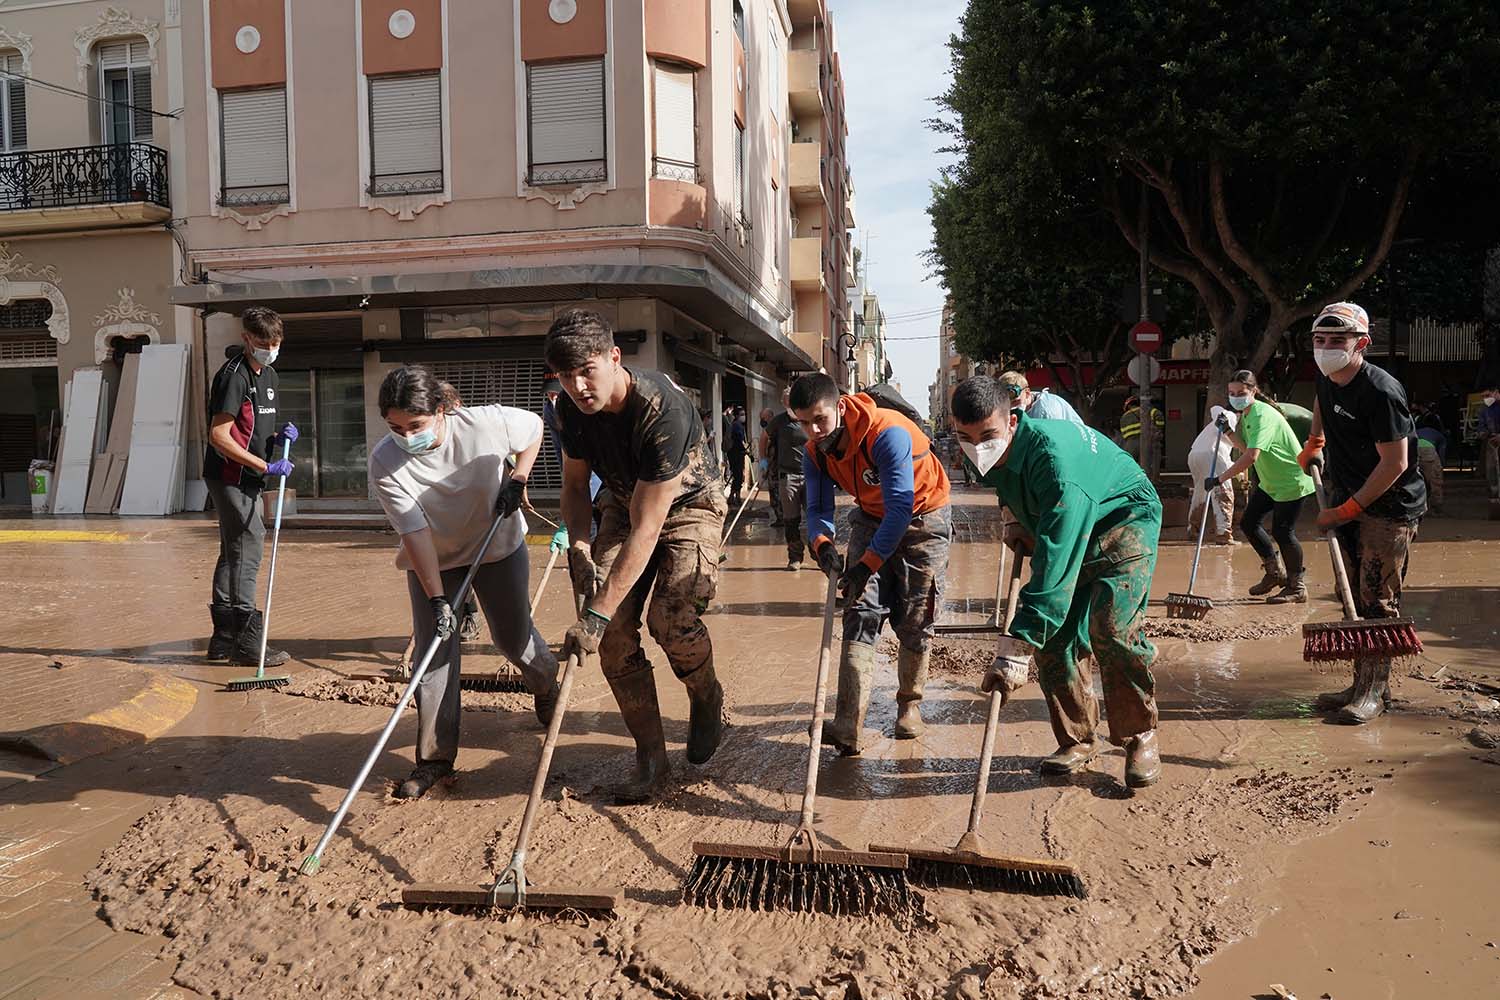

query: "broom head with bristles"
left=401, top=882, right=621, bottom=914
left=350, top=668, right=530, bottom=693
left=869, top=832, right=1087, bottom=898
left=1164, top=592, right=1214, bottom=620
left=1302, top=617, right=1421, bottom=663
left=223, top=674, right=290, bottom=692
left=684, top=841, right=920, bottom=918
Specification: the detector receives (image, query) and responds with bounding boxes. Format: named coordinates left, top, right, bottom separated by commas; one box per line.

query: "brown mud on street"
left=284, top=670, right=534, bottom=714
left=5, top=506, right=1496, bottom=998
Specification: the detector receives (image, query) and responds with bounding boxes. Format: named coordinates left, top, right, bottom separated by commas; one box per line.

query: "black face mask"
left=816, top=421, right=844, bottom=455
left=759, top=419, right=768, bottom=429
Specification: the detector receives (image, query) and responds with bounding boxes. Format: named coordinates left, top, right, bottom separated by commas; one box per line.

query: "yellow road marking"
left=0, top=529, right=131, bottom=543
left=80, top=673, right=199, bottom=741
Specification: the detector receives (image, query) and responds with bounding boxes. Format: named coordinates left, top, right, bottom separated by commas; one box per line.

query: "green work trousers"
left=1033, top=502, right=1161, bottom=748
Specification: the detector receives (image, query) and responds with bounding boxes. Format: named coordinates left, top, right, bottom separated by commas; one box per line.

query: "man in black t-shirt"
left=203, top=306, right=297, bottom=667
left=547, top=309, right=728, bottom=803
left=764, top=387, right=811, bottom=569
left=1298, top=301, right=1426, bottom=725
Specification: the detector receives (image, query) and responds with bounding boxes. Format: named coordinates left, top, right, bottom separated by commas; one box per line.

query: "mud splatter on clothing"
left=843, top=505, right=951, bottom=653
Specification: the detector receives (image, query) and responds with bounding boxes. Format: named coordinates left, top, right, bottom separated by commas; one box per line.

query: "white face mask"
left=1314, top=347, right=1353, bottom=376
left=960, top=433, right=1010, bottom=477
left=1485, top=395, right=1498, bottom=407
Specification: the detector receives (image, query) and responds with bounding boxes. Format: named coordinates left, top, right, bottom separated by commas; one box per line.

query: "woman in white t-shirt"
left=369, top=366, right=560, bottom=801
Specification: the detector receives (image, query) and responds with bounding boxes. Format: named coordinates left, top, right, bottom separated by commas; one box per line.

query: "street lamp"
left=838, top=331, right=858, bottom=392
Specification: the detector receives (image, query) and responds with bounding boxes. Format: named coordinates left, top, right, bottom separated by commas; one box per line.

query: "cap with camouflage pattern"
left=1312, top=301, right=1369, bottom=334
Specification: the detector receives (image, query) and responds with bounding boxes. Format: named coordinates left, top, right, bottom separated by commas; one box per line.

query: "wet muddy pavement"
left=1, top=498, right=1498, bottom=999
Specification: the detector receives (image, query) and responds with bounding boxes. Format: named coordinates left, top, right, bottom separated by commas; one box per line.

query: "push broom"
left=224, top=437, right=294, bottom=692
left=1302, top=465, right=1421, bottom=663
left=401, top=650, right=622, bottom=914
left=717, top=469, right=764, bottom=564
left=684, top=572, right=919, bottom=918
left=299, top=509, right=511, bottom=877
left=870, top=556, right=1087, bottom=897
left=1164, top=424, right=1225, bottom=620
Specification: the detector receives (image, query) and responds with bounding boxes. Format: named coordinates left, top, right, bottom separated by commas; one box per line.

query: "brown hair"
left=378, top=365, right=460, bottom=417
left=1229, top=369, right=1287, bottom=417
left=544, top=309, right=616, bottom=372
left=241, top=305, right=284, bottom=344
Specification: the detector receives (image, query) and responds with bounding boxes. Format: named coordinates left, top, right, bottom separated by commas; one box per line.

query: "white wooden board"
left=118, top=344, right=191, bottom=516
left=53, top=369, right=104, bottom=515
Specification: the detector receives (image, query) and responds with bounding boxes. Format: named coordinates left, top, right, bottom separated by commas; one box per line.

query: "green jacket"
left=977, top=414, right=1159, bottom=650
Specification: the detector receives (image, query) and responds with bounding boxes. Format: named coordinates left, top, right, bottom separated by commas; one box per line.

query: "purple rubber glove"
left=280, top=422, right=299, bottom=443
left=265, top=458, right=294, bottom=478
left=269, top=423, right=299, bottom=454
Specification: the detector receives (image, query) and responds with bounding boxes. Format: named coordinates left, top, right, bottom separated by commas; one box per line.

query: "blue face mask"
left=1228, top=395, right=1252, bottom=411
left=391, top=424, right=439, bottom=454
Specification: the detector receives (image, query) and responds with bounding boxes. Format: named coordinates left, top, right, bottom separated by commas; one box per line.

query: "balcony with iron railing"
left=0, top=142, right=170, bottom=234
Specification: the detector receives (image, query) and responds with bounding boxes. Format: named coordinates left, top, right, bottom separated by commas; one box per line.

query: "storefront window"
left=271, top=370, right=367, bottom=498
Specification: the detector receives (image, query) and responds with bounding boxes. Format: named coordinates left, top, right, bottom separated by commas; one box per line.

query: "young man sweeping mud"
left=546, top=310, right=728, bottom=802
left=1298, top=302, right=1427, bottom=724
left=951, top=375, right=1163, bottom=788
left=790, top=372, right=952, bottom=753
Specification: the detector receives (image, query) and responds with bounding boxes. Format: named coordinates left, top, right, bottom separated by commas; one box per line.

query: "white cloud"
left=835, top=0, right=964, bottom=416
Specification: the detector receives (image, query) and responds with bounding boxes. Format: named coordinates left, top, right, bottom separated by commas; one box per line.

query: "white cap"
left=1312, top=302, right=1370, bottom=334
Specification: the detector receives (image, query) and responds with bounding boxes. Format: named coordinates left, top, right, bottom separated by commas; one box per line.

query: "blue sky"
left=837, top=0, right=964, bottom=417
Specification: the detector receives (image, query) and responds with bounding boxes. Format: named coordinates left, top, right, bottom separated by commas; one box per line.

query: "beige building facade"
left=157, top=0, right=858, bottom=503
left=0, top=1, right=188, bottom=503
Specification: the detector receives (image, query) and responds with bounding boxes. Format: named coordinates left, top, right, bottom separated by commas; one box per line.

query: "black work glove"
left=837, top=559, right=874, bottom=603
left=496, top=476, right=527, bottom=518
left=563, top=608, right=610, bottom=659
left=1202, top=475, right=1221, bottom=491
left=429, top=596, right=456, bottom=639
left=813, top=537, right=844, bottom=578
left=1214, top=414, right=1231, bottom=433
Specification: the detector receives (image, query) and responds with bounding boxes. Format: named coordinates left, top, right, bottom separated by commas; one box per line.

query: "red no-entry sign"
left=1129, top=321, right=1163, bottom=354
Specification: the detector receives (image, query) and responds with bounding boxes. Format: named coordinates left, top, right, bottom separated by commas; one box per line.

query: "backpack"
left=859, top=382, right=924, bottom=427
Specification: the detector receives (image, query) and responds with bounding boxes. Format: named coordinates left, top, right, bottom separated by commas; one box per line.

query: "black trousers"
left=1240, top=487, right=1306, bottom=575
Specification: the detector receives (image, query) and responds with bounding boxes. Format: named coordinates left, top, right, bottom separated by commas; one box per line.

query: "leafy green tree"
left=935, top=0, right=1500, bottom=394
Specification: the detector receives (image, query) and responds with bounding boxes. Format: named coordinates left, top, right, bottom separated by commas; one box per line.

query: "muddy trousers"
left=405, top=543, right=559, bottom=764
left=590, top=489, right=726, bottom=687
left=843, top=506, right=952, bottom=654
left=206, top=479, right=264, bottom=614
left=1416, top=449, right=1444, bottom=510
left=779, top=472, right=807, bottom=562
left=1240, top=487, right=1306, bottom=576
left=1034, top=504, right=1161, bottom=748
left=1331, top=513, right=1417, bottom=684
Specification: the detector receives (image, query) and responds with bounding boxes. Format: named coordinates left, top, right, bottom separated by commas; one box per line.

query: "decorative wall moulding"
left=74, top=6, right=162, bottom=82
left=0, top=27, right=34, bottom=73
left=221, top=202, right=295, bottom=232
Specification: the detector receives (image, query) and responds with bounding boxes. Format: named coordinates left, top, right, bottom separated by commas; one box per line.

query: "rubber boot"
left=892, top=647, right=929, bottom=740
left=1039, top=742, right=1101, bottom=775
left=394, top=759, right=453, bottom=800
left=1266, top=570, right=1307, bottom=604
left=1248, top=554, right=1286, bottom=597
left=458, top=598, right=482, bottom=642
left=1333, top=659, right=1392, bottom=725
left=680, top=658, right=725, bottom=765
left=1124, top=729, right=1161, bottom=788
left=229, top=610, right=289, bottom=667
left=822, top=641, right=874, bottom=756
left=1313, top=681, right=1392, bottom=713
left=206, top=604, right=237, bottom=661
left=606, top=667, right=671, bottom=803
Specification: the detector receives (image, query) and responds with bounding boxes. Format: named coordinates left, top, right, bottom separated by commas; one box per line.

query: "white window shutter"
left=98, top=42, right=130, bottom=69
left=733, top=123, right=745, bottom=216
left=527, top=59, right=606, bottom=183
left=220, top=87, right=289, bottom=202
left=652, top=63, right=695, bottom=180
left=369, top=73, right=443, bottom=194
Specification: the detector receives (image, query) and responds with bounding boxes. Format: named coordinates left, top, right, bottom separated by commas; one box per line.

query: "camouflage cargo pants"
left=590, top=488, right=727, bottom=682
left=1033, top=495, right=1161, bottom=747
left=1332, top=514, right=1416, bottom=620
left=844, top=505, right=951, bottom=653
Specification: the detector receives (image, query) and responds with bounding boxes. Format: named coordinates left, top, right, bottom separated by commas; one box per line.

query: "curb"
left=0, top=673, right=200, bottom=767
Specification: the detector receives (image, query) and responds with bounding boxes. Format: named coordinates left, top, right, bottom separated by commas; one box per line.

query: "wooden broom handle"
left=797, top=573, right=842, bottom=833
left=1310, top=465, right=1361, bottom=623
left=966, top=553, right=1028, bottom=836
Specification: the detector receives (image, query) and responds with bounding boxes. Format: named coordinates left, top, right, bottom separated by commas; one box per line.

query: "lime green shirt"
left=975, top=415, right=1159, bottom=651
left=1240, top=401, right=1314, bottom=502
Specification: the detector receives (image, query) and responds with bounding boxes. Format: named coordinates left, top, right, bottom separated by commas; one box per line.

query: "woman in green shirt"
left=1203, top=370, right=1317, bottom=603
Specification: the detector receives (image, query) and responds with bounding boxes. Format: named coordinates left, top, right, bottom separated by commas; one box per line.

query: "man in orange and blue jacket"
left=790, top=373, right=952, bottom=755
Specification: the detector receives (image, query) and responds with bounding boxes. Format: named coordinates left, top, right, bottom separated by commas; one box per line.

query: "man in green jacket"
left=951, top=376, right=1163, bottom=788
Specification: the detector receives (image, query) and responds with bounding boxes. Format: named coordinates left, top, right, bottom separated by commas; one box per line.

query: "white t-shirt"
left=370, top=404, right=543, bottom=571
left=1188, top=406, right=1237, bottom=467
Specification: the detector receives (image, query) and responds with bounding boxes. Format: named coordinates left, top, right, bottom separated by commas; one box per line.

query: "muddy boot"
left=1314, top=680, right=1392, bottom=713
left=1248, top=554, right=1287, bottom=597
left=1124, top=730, right=1161, bottom=788
left=606, top=667, right=671, bottom=803
left=533, top=680, right=560, bottom=728
left=229, top=610, right=289, bottom=667
left=458, top=598, right=482, bottom=642
left=680, top=659, right=725, bottom=765
left=395, top=759, right=453, bottom=800
left=892, top=648, right=929, bottom=740
left=1039, top=741, right=1101, bottom=775
left=822, top=641, right=875, bottom=756
left=206, top=604, right=237, bottom=661
left=1333, top=659, right=1391, bottom=725
left=1266, top=571, right=1307, bottom=604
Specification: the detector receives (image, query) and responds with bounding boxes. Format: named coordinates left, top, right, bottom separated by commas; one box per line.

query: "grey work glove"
left=563, top=608, right=610, bottom=660
left=981, top=635, right=1034, bottom=704
left=567, top=544, right=598, bottom=606
left=429, top=596, right=457, bottom=640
